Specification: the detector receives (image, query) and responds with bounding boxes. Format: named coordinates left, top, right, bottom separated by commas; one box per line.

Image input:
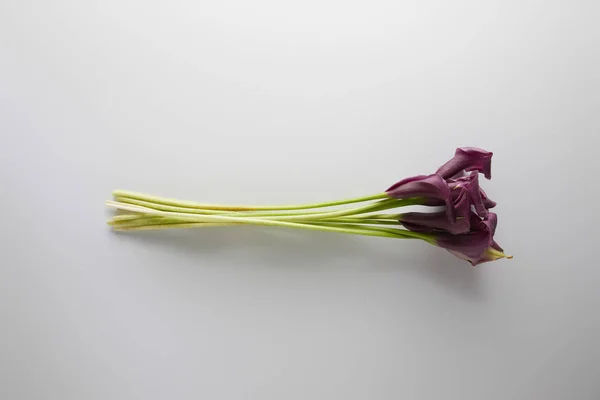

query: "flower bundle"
left=107, top=147, right=510, bottom=265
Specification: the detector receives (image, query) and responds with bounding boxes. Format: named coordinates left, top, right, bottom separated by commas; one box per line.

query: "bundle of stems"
left=106, top=190, right=435, bottom=243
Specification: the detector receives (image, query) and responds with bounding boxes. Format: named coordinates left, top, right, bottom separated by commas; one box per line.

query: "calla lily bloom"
left=398, top=210, right=470, bottom=234
left=433, top=213, right=510, bottom=265
left=398, top=184, right=472, bottom=234
left=385, top=174, right=454, bottom=221
left=107, top=147, right=510, bottom=266
left=449, top=172, right=494, bottom=218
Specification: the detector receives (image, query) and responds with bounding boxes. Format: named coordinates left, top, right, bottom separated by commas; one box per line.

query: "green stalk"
left=348, top=213, right=402, bottom=220
left=317, top=218, right=399, bottom=226
left=109, top=215, right=400, bottom=229
left=113, top=190, right=389, bottom=212
left=113, top=196, right=420, bottom=221
left=112, top=196, right=381, bottom=218
left=108, top=216, right=236, bottom=229
left=113, top=219, right=427, bottom=240
left=112, top=222, right=235, bottom=231
left=106, top=201, right=433, bottom=241
left=251, top=198, right=420, bottom=221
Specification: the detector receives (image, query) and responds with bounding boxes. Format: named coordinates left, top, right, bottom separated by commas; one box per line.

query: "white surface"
left=1, top=1, right=599, bottom=399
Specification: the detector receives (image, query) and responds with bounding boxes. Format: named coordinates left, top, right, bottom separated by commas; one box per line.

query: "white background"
left=1, top=1, right=599, bottom=399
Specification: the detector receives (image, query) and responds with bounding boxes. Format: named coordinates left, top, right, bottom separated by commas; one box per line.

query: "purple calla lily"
left=385, top=174, right=454, bottom=221
left=107, top=146, right=510, bottom=266
left=398, top=171, right=496, bottom=233
left=449, top=172, right=494, bottom=218
left=423, top=174, right=495, bottom=215
left=398, top=210, right=470, bottom=234
left=433, top=213, right=510, bottom=265
left=436, top=147, right=493, bottom=180
left=398, top=184, right=472, bottom=234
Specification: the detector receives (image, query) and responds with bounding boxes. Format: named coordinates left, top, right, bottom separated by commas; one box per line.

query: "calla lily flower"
left=398, top=185, right=472, bottom=234
left=449, top=172, right=494, bottom=218
left=107, top=147, right=510, bottom=266
left=433, top=213, right=510, bottom=265
left=398, top=210, right=470, bottom=234
left=385, top=174, right=454, bottom=221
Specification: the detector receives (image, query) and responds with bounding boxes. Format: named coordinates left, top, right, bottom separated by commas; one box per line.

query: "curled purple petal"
left=399, top=210, right=470, bottom=235
left=434, top=212, right=507, bottom=266
left=386, top=174, right=448, bottom=199
left=386, top=174, right=454, bottom=222
left=450, top=172, right=491, bottom=218
left=424, top=173, right=496, bottom=217
left=453, top=185, right=473, bottom=221
left=436, top=147, right=493, bottom=180
left=480, top=212, right=498, bottom=236
left=398, top=184, right=472, bottom=234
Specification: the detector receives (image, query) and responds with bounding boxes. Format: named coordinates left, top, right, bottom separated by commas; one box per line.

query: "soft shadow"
left=113, top=226, right=484, bottom=300
left=417, top=248, right=485, bottom=300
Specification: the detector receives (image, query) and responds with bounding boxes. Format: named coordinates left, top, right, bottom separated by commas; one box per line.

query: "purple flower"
left=436, top=147, right=493, bottom=180
left=387, top=147, right=498, bottom=237
left=398, top=185, right=472, bottom=234
left=399, top=210, right=470, bottom=235
left=448, top=172, right=495, bottom=218
left=398, top=171, right=495, bottom=233
left=385, top=174, right=454, bottom=221
left=434, top=213, right=510, bottom=266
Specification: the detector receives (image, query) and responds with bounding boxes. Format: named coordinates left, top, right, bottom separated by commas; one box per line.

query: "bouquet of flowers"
left=107, top=147, right=511, bottom=265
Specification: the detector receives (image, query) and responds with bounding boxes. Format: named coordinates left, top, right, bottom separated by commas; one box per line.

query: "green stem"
left=112, top=196, right=374, bottom=218
left=305, top=221, right=413, bottom=236
left=110, top=215, right=400, bottom=229
left=112, top=196, right=419, bottom=220
left=349, top=213, right=402, bottom=220
left=112, top=222, right=236, bottom=231
left=112, top=220, right=409, bottom=238
left=114, top=220, right=424, bottom=240
left=106, top=201, right=433, bottom=241
left=253, top=198, right=420, bottom=221
left=113, top=190, right=389, bottom=211
left=109, top=216, right=232, bottom=229
left=318, top=218, right=400, bottom=226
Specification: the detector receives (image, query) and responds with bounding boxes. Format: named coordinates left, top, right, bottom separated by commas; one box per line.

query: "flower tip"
left=483, top=246, right=512, bottom=264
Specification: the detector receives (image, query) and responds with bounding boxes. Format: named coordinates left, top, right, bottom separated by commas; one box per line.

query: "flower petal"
left=399, top=210, right=471, bottom=234
left=434, top=212, right=505, bottom=265
left=436, top=147, right=493, bottom=180
left=386, top=174, right=454, bottom=221
left=447, top=172, right=496, bottom=217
